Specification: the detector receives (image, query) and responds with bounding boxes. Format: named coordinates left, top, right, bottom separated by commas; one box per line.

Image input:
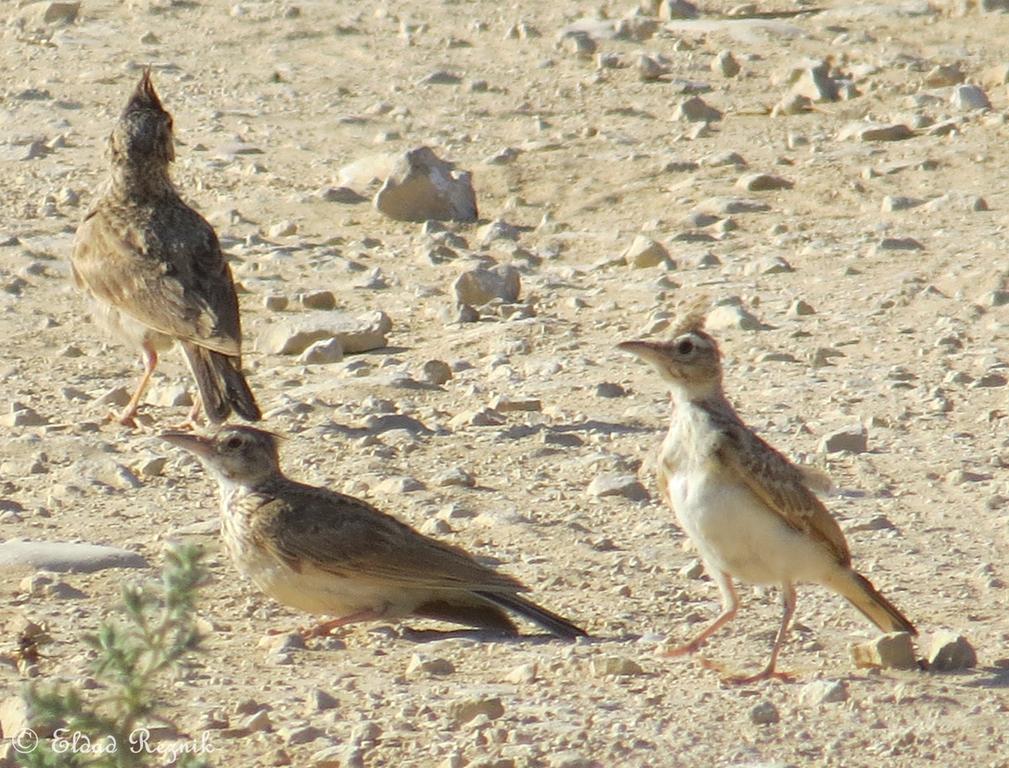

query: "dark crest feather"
left=123, top=67, right=164, bottom=116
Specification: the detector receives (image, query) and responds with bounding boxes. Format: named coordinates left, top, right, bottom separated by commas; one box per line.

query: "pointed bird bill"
left=616, top=339, right=669, bottom=365
left=160, top=431, right=214, bottom=457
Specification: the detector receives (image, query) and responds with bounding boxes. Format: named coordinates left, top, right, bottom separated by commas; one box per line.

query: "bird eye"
left=676, top=338, right=694, bottom=355
left=222, top=435, right=243, bottom=451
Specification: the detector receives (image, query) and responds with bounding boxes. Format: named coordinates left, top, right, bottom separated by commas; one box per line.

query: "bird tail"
left=180, top=342, right=261, bottom=424
left=476, top=591, right=588, bottom=640
left=831, top=569, right=917, bottom=636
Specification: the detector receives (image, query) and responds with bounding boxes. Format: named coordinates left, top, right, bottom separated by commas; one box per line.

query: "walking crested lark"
left=618, top=302, right=915, bottom=682
left=162, top=426, right=586, bottom=640
left=71, top=69, right=260, bottom=426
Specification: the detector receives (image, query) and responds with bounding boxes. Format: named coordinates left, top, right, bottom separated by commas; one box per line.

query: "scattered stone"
left=818, top=425, right=867, bottom=454
left=268, top=220, right=298, bottom=238
left=595, top=382, right=626, bottom=398
left=264, top=294, right=288, bottom=311
left=374, top=147, right=477, bottom=222
left=297, top=338, right=344, bottom=365
left=712, top=50, right=740, bottom=78
left=923, top=64, right=964, bottom=87
left=1, top=403, right=48, bottom=427
left=0, top=541, right=147, bottom=573
left=505, top=662, right=538, bottom=684
left=788, top=299, right=815, bottom=316
left=658, top=0, right=699, bottom=19
left=801, top=680, right=848, bottom=705
left=736, top=173, right=793, bottom=192
left=786, top=60, right=839, bottom=102
left=300, top=290, right=337, bottom=310
left=870, top=237, right=924, bottom=254
left=673, top=96, right=722, bottom=123
left=637, top=54, right=670, bottom=82
left=42, top=2, right=80, bottom=24
left=951, top=84, right=991, bottom=112
left=258, top=310, right=391, bottom=355
left=407, top=654, right=456, bottom=677
left=146, top=383, right=192, bottom=407
left=590, top=656, right=645, bottom=676
left=750, top=701, right=780, bottom=725
left=419, top=360, right=453, bottom=385
left=433, top=467, right=475, bottom=487
left=453, top=265, right=521, bottom=306
left=705, top=303, right=763, bottom=332
left=418, top=70, right=463, bottom=86
left=840, top=122, right=915, bottom=142
left=491, top=396, right=542, bottom=412
left=449, top=697, right=505, bottom=727
left=851, top=632, right=917, bottom=670
left=587, top=474, right=649, bottom=501
left=477, top=219, right=520, bottom=245
left=622, top=235, right=669, bottom=268
left=881, top=196, right=924, bottom=212
left=928, top=631, right=977, bottom=671
left=678, top=559, right=705, bottom=579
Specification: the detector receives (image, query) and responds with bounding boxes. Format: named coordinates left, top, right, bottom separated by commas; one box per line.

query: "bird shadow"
left=400, top=627, right=626, bottom=645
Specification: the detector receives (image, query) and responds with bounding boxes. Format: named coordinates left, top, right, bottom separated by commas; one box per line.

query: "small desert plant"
left=18, top=544, right=210, bottom=768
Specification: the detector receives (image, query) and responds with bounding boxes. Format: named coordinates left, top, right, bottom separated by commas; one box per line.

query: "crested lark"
left=162, top=426, right=586, bottom=640
left=618, top=303, right=915, bottom=682
left=71, top=70, right=260, bottom=426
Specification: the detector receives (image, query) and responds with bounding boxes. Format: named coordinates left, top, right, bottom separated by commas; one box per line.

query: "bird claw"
left=719, top=667, right=794, bottom=685
left=661, top=640, right=704, bottom=657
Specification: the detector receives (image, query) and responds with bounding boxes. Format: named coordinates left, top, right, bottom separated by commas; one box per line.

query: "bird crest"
left=670, top=295, right=710, bottom=338
left=123, top=67, right=164, bottom=116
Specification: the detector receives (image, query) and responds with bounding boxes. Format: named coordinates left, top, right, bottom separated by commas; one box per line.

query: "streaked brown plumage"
left=619, top=300, right=915, bottom=682
left=71, top=69, right=260, bottom=426
left=161, top=426, right=586, bottom=640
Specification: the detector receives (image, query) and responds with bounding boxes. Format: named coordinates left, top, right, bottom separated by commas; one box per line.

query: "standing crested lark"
left=618, top=302, right=915, bottom=682
left=71, top=70, right=260, bottom=426
left=162, top=426, right=587, bottom=640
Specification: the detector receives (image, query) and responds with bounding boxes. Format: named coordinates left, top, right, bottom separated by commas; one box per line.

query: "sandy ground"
left=3, top=0, right=1009, bottom=765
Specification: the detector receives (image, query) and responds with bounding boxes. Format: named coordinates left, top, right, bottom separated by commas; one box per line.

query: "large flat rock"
left=0, top=541, right=148, bottom=573
left=257, top=310, right=392, bottom=355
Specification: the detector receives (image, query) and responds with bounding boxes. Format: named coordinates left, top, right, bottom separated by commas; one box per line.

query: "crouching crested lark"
left=71, top=69, right=260, bottom=426
left=619, top=302, right=915, bottom=682
left=162, top=426, right=586, bottom=640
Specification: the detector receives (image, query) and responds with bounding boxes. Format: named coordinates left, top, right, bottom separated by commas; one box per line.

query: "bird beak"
left=160, top=431, right=214, bottom=458
left=616, top=340, right=667, bottom=366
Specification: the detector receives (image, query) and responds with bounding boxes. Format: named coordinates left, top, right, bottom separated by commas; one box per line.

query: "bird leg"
left=299, top=608, right=387, bottom=640
left=114, top=343, right=158, bottom=427
left=720, top=582, right=797, bottom=685
left=174, top=393, right=204, bottom=432
left=664, top=571, right=738, bottom=657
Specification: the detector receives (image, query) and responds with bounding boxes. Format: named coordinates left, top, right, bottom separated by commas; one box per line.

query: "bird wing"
left=250, top=483, right=529, bottom=594
left=71, top=204, right=241, bottom=356
left=704, top=403, right=852, bottom=565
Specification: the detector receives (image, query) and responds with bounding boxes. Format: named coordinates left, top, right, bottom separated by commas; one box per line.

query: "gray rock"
left=0, top=541, right=147, bottom=573
left=706, top=304, right=763, bottom=332
left=374, top=147, right=477, bottom=223
left=297, top=338, right=344, bottom=365
left=950, top=84, right=991, bottom=112
left=736, top=173, right=794, bottom=192
left=658, top=0, right=699, bottom=19
left=419, top=359, right=453, bottom=385
left=788, top=60, right=839, bottom=102
left=928, top=631, right=977, bottom=670
left=407, top=654, right=456, bottom=676
left=713, top=50, right=740, bottom=78
left=840, top=122, right=915, bottom=142
left=587, top=474, right=649, bottom=501
left=749, top=700, right=780, bottom=725
left=449, top=697, right=504, bottom=726
left=590, top=656, right=645, bottom=676
left=623, top=235, right=669, bottom=268
left=881, top=196, right=924, bottom=212
left=637, top=53, right=671, bottom=82
left=800, top=679, right=848, bottom=705
left=258, top=310, right=391, bottom=355
left=300, top=290, right=337, bottom=310
left=549, top=752, right=595, bottom=768
left=673, top=96, right=722, bottom=122
left=851, top=632, right=917, bottom=670
left=263, top=294, right=289, bottom=311
left=453, top=265, right=521, bottom=306
left=818, top=425, right=867, bottom=454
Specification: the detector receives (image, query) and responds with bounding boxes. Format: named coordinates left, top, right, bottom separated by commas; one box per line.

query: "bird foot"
left=661, top=640, right=705, bottom=657
left=104, top=408, right=151, bottom=430
left=699, top=657, right=794, bottom=685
